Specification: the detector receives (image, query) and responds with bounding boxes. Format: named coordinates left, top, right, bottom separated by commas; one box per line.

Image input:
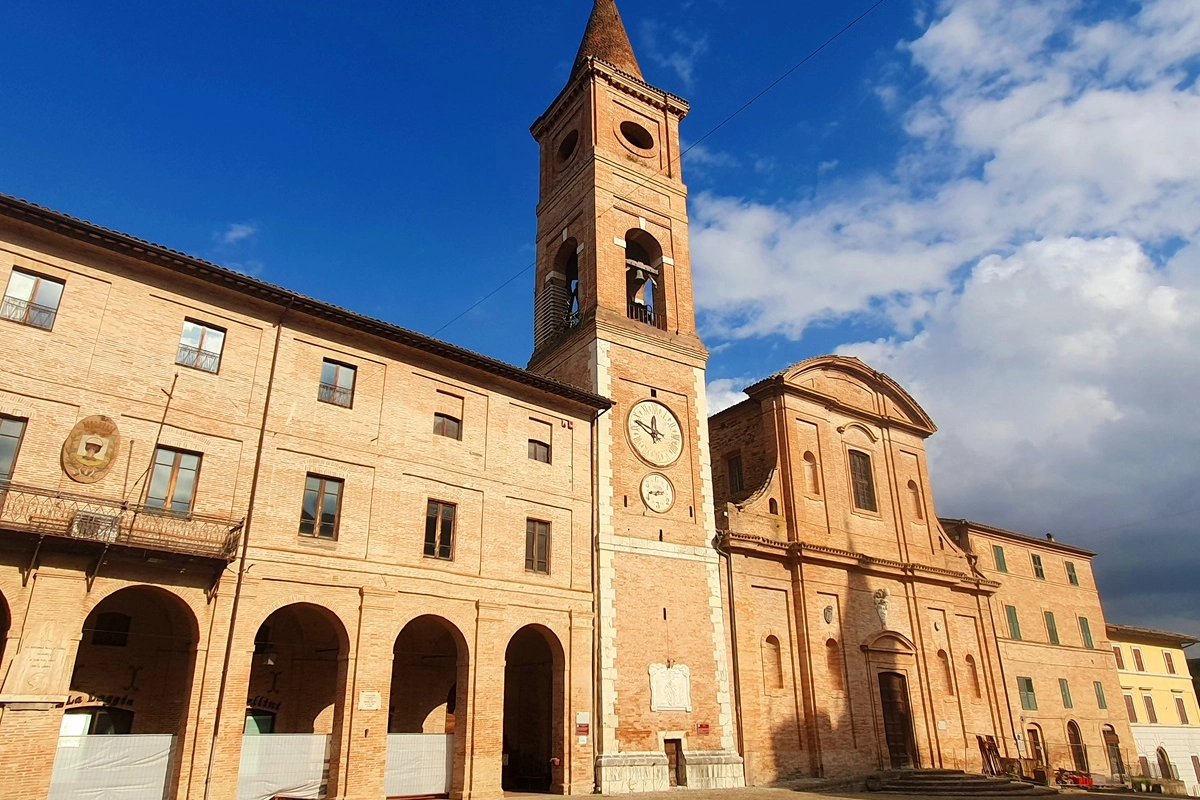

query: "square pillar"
left=341, top=588, right=396, bottom=800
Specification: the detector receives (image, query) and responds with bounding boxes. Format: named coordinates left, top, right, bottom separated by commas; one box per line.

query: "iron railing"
left=0, top=481, right=242, bottom=560
left=318, top=382, right=353, bottom=408
left=0, top=296, right=57, bottom=330
left=176, top=343, right=221, bottom=373
left=627, top=302, right=667, bottom=330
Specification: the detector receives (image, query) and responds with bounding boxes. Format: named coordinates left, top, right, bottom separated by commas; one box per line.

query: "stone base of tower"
left=596, top=751, right=745, bottom=793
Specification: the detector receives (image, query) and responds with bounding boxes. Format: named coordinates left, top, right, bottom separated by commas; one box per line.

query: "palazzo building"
left=0, top=1, right=1151, bottom=798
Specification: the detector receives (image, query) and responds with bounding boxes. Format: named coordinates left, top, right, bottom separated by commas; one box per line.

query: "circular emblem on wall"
left=640, top=473, right=675, bottom=514
left=626, top=400, right=683, bottom=467
left=62, top=415, right=121, bottom=484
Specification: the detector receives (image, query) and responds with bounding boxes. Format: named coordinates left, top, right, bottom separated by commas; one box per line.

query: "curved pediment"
left=750, top=355, right=936, bottom=436
left=860, top=630, right=917, bottom=654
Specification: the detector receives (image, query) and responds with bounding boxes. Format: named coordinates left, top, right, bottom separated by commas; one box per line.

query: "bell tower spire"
left=572, top=0, right=644, bottom=81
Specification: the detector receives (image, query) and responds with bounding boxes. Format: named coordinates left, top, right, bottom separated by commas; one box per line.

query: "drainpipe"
left=590, top=402, right=609, bottom=785
left=202, top=297, right=292, bottom=800
left=715, top=526, right=745, bottom=757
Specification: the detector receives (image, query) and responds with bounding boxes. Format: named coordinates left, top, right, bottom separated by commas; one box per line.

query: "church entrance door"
left=878, top=672, right=918, bottom=769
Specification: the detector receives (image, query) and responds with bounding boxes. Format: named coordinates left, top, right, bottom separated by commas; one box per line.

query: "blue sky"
left=4, top=0, right=1200, bottom=636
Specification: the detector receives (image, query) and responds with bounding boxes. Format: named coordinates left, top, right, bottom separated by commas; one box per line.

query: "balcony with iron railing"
left=0, top=481, right=242, bottom=561
left=318, top=382, right=353, bottom=408
left=627, top=302, right=667, bottom=331
left=0, top=296, right=57, bottom=330
left=175, top=343, right=221, bottom=373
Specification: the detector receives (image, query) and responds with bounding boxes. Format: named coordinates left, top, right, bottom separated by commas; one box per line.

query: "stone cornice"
left=723, top=532, right=999, bottom=594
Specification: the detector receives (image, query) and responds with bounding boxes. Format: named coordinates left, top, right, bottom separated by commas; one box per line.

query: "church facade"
left=0, top=2, right=1148, bottom=798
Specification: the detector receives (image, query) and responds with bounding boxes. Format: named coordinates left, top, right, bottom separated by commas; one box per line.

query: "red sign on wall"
left=696, top=723, right=711, bottom=735
left=576, top=723, right=590, bottom=737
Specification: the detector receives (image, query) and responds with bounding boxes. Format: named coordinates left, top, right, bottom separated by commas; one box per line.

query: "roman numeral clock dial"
left=626, top=400, right=684, bottom=467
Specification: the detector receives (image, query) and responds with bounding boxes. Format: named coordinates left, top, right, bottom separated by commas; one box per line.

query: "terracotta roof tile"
left=572, top=0, right=644, bottom=81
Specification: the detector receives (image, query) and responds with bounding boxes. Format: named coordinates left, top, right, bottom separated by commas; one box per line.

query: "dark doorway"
left=1067, top=720, right=1089, bottom=773
left=665, top=739, right=686, bottom=787
left=1103, top=726, right=1125, bottom=776
left=1027, top=725, right=1046, bottom=765
left=503, top=626, right=560, bottom=793
left=878, top=671, right=918, bottom=769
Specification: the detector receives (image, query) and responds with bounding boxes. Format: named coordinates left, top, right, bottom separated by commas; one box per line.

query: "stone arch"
left=1157, top=746, right=1174, bottom=780
left=503, top=624, right=566, bottom=793
left=554, top=238, right=581, bottom=326
left=387, top=615, right=470, bottom=797
left=0, top=587, right=10, bottom=667
left=624, top=228, right=666, bottom=329
left=861, top=630, right=916, bottom=656
left=1067, top=719, right=1089, bottom=773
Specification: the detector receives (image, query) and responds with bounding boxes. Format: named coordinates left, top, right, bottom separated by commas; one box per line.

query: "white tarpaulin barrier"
left=385, top=734, right=454, bottom=797
left=237, top=734, right=330, bottom=800
left=47, top=735, right=175, bottom=800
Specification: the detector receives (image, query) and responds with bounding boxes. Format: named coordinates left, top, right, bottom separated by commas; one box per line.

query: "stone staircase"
left=866, top=768, right=1059, bottom=795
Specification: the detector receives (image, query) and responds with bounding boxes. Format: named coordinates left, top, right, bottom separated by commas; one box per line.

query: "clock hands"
left=635, top=417, right=665, bottom=443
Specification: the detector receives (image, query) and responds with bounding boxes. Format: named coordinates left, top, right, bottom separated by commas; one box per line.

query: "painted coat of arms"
left=62, top=415, right=121, bottom=484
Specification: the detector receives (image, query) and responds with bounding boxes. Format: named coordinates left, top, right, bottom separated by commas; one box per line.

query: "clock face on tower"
left=626, top=400, right=684, bottom=467
left=640, top=473, right=675, bottom=513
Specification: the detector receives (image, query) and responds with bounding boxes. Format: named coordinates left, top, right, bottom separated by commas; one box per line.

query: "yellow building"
left=1108, top=624, right=1200, bottom=795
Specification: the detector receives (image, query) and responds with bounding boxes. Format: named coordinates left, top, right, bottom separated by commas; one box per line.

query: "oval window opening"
left=557, top=130, right=579, bottom=164
left=620, top=121, right=654, bottom=151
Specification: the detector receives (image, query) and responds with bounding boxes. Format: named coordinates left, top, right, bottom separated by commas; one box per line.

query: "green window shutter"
left=1018, top=677, right=1038, bottom=711
left=1066, top=561, right=1079, bottom=585
left=1045, top=611, right=1059, bottom=645
left=1032, top=554, right=1045, bottom=579
left=1006, top=605, right=1022, bottom=640
left=1060, top=678, right=1073, bottom=708
left=993, top=544, right=1008, bottom=572
left=1094, top=681, right=1107, bottom=709
left=1080, top=617, right=1094, bottom=649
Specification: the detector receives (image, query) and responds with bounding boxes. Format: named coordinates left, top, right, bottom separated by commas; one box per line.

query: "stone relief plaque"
left=648, top=663, right=691, bottom=712
left=0, top=620, right=73, bottom=701
left=873, top=589, right=890, bottom=628
left=62, top=415, right=121, bottom=484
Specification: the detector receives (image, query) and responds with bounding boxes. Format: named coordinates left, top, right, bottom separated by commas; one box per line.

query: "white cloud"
left=216, top=222, right=258, bottom=247
left=692, top=0, right=1200, bottom=633
left=640, top=22, right=708, bottom=88
left=705, top=378, right=750, bottom=414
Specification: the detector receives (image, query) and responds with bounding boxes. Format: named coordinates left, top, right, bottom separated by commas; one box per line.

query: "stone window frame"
left=299, top=473, right=343, bottom=541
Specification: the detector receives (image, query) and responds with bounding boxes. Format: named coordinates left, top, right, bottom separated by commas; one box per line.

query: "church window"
left=727, top=454, right=744, bottom=494
left=803, top=451, right=820, bottom=495
left=620, top=120, right=654, bottom=151
left=848, top=450, right=877, bottom=512
left=424, top=500, right=456, bottom=560
left=907, top=479, right=924, bottom=520
left=556, top=130, right=579, bottom=164
left=825, top=639, right=845, bottom=692
left=176, top=320, right=225, bottom=373
left=965, top=654, right=982, bottom=698
left=319, top=359, right=356, bottom=408
left=762, top=635, right=784, bottom=690
left=1, top=268, right=63, bottom=330
left=91, top=612, right=131, bottom=647
left=299, top=474, right=342, bottom=540
left=768, top=498, right=779, bottom=515
left=938, top=649, right=954, bottom=695
left=525, top=519, right=550, bottom=574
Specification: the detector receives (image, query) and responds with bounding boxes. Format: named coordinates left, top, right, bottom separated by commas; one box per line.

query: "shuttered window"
left=525, top=519, right=550, bottom=574
left=848, top=450, right=877, bottom=512
left=1006, top=605, right=1022, bottom=640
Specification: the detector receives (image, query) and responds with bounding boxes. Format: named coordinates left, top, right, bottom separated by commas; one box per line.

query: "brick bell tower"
left=529, top=0, right=744, bottom=791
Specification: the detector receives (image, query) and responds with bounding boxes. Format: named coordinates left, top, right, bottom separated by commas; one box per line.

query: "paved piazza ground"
left=583, top=788, right=1139, bottom=800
